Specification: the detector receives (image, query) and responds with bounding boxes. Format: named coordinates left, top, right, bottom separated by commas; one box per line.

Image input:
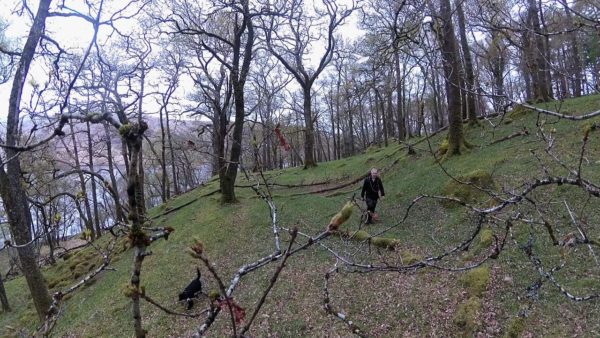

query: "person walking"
left=360, top=168, right=385, bottom=224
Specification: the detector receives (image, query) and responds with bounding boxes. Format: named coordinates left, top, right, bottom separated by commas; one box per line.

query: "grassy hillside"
left=2, top=95, right=600, bottom=337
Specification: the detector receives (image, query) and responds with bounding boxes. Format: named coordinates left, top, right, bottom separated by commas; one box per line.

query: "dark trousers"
left=366, top=197, right=378, bottom=223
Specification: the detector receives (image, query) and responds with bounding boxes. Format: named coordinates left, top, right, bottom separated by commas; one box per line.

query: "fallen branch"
left=523, top=236, right=600, bottom=302
left=514, top=102, right=600, bottom=121
left=323, top=268, right=367, bottom=338
left=150, top=189, right=220, bottom=220
left=488, top=127, right=529, bottom=145
left=38, top=239, right=116, bottom=337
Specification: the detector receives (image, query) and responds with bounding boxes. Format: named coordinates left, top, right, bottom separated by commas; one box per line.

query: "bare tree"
left=0, top=0, right=54, bottom=320
left=165, top=0, right=262, bottom=203
left=429, top=0, right=468, bottom=156
left=63, top=121, right=97, bottom=240
left=263, top=0, right=354, bottom=168
left=188, top=51, right=233, bottom=190
left=249, top=52, right=292, bottom=170
left=154, top=47, right=183, bottom=202
left=523, top=0, right=553, bottom=102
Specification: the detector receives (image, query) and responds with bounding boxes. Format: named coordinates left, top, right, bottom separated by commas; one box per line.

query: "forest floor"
left=1, top=95, right=600, bottom=337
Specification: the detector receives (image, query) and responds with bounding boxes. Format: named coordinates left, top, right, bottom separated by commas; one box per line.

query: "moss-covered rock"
left=46, top=246, right=105, bottom=289
left=460, top=265, right=491, bottom=297
left=338, top=230, right=401, bottom=251
left=439, top=138, right=449, bottom=155
left=349, top=230, right=370, bottom=241
left=480, top=229, right=494, bottom=248
left=453, top=296, right=482, bottom=332
left=48, top=276, right=70, bottom=289
left=508, top=105, right=533, bottom=119
left=504, top=316, right=526, bottom=338
left=371, top=237, right=401, bottom=250
left=400, top=250, right=422, bottom=265
left=442, top=169, right=497, bottom=206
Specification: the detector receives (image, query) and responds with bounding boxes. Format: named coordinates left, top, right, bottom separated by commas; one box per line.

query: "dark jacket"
left=361, top=176, right=385, bottom=200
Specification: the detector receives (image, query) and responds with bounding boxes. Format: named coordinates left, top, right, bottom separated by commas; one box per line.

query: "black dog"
left=178, top=267, right=203, bottom=310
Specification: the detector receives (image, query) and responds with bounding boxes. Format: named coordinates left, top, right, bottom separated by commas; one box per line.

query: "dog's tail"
left=196, top=267, right=201, bottom=279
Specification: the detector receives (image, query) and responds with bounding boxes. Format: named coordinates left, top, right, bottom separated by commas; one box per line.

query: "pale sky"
left=1, top=0, right=98, bottom=121
left=0, top=0, right=364, bottom=122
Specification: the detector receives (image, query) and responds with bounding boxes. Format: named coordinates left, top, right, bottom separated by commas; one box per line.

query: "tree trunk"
left=428, top=68, right=440, bottom=131
left=302, top=88, right=317, bottom=168
left=521, top=43, right=533, bottom=102
left=357, top=95, right=368, bottom=150
left=436, top=72, right=446, bottom=127
left=0, top=0, right=53, bottom=320
left=0, top=273, right=10, bottom=312
left=345, top=87, right=355, bottom=155
left=219, top=7, right=254, bottom=202
left=490, top=30, right=506, bottom=112
left=329, top=91, right=338, bottom=161
left=264, top=115, right=273, bottom=169
left=314, top=119, right=325, bottom=162
left=371, top=89, right=380, bottom=144
left=215, top=103, right=228, bottom=196
left=376, top=89, right=388, bottom=147
left=165, top=105, right=179, bottom=196
left=181, top=149, right=197, bottom=188
left=563, top=2, right=582, bottom=97
left=221, top=79, right=244, bottom=203
left=525, top=0, right=551, bottom=102
left=559, top=48, right=569, bottom=99
left=272, top=125, right=279, bottom=169
left=159, top=107, right=169, bottom=203
left=385, top=78, right=395, bottom=141
left=455, top=0, right=478, bottom=124
left=40, top=208, right=55, bottom=265
left=137, top=68, right=147, bottom=214
left=335, top=78, right=342, bottom=159
left=122, top=122, right=149, bottom=338
left=86, top=122, right=102, bottom=237
left=69, top=122, right=96, bottom=240
left=537, top=0, right=554, bottom=100
left=395, top=51, right=406, bottom=140
left=104, top=124, right=125, bottom=222
left=437, top=0, right=466, bottom=155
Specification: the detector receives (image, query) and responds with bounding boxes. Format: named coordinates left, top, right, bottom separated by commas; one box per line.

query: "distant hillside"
left=1, top=95, right=599, bottom=337
left=0, top=115, right=211, bottom=168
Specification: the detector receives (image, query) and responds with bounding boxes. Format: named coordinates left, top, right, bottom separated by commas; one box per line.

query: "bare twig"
left=239, top=228, right=298, bottom=336
left=564, top=201, right=600, bottom=269
left=523, top=236, right=600, bottom=302
left=323, top=266, right=367, bottom=338
left=140, top=293, right=208, bottom=318
left=195, top=251, right=239, bottom=337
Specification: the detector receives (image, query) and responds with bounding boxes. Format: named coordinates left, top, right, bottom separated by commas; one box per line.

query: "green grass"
left=1, top=95, right=600, bottom=337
